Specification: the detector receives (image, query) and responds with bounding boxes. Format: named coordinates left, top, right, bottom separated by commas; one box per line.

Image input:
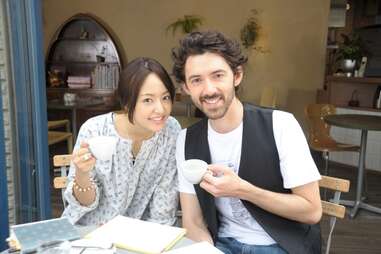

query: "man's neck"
left=209, top=98, right=243, bottom=133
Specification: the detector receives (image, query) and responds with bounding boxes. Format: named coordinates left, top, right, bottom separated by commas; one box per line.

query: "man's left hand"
left=200, top=164, right=247, bottom=198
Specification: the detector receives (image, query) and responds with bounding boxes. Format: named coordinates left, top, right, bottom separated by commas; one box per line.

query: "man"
left=172, top=31, right=322, bottom=254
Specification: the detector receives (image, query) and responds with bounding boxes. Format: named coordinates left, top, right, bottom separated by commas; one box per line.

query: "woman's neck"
left=114, top=113, right=154, bottom=141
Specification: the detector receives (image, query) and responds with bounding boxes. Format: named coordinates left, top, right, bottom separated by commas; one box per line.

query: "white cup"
left=87, top=136, right=117, bottom=161
left=181, top=159, right=208, bottom=184
left=63, top=93, right=76, bottom=104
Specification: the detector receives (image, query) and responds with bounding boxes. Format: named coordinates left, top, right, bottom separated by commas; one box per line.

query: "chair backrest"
left=53, top=154, right=72, bottom=208
left=259, top=86, right=277, bottom=108
left=304, top=104, right=337, bottom=147
left=319, top=175, right=350, bottom=254
left=48, top=119, right=70, bottom=131
left=48, top=120, right=73, bottom=153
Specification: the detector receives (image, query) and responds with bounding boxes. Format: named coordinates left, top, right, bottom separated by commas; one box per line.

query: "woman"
left=62, top=57, right=181, bottom=226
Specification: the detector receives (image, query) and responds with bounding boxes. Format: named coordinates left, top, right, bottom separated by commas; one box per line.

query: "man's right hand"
left=72, top=142, right=96, bottom=176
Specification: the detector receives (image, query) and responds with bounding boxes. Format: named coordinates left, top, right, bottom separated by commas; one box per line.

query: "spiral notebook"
left=86, top=215, right=186, bottom=254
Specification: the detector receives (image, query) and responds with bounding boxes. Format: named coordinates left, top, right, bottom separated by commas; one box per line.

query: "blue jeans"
left=216, top=237, right=288, bottom=254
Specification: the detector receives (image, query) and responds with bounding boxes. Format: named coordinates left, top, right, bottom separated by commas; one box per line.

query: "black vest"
left=184, top=103, right=321, bottom=254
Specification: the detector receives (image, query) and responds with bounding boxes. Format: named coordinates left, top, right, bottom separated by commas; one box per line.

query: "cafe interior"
left=1, top=0, right=381, bottom=253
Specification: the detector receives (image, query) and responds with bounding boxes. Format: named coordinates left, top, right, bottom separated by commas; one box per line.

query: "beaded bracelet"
left=73, top=179, right=95, bottom=192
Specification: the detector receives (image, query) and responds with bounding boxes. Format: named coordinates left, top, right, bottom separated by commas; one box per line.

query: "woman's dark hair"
left=117, top=57, right=175, bottom=123
left=171, top=31, right=248, bottom=83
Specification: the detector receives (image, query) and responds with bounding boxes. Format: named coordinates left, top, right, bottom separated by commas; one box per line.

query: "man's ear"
left=182, top=82, right=191, bottom=95
left=234, top=66, right=244, bottom=87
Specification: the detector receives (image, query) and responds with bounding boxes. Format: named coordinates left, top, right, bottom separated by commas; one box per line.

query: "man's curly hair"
left=171, top=31, right=248, bottom=84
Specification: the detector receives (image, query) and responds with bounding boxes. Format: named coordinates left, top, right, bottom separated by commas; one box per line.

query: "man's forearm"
left=238, top=180, right=322, bottom=224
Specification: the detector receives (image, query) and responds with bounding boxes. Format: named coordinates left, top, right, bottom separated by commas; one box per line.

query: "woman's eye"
left=163, top=95, right=171, bottom=101
left=143, top=98, right=153, bottom=103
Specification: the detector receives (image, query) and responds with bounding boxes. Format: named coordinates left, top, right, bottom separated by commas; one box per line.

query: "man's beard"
left=195, top=86, right=235, bottom=120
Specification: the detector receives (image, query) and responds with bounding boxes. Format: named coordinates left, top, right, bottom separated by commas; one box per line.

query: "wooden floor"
left=319, top=160, right=381, bottom=254
left=51, top=154, right=381, bottom=254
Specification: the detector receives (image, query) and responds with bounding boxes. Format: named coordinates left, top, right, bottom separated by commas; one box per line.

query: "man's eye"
left=214, top=73, right=224, bottom=79
left=191, top=78, right=201, bottom=84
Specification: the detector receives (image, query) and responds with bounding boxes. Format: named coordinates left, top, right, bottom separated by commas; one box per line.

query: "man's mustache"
left=200, top=93, right=223, bottom=102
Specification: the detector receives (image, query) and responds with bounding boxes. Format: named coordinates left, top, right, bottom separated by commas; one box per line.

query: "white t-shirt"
left=176, top=110, right=321, bottom=245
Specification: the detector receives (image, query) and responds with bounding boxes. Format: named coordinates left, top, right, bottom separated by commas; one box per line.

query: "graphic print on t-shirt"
left=216, top=160, right=253, bottom=224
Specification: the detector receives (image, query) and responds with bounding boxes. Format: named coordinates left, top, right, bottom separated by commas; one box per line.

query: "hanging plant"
left=166, top=15, right=204, bottom=35
left=240, top=9, right=260, bottom=50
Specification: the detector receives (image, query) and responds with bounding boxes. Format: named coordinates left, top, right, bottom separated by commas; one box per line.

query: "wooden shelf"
left=58, top=38, right=107, bottom=42
left=326, top=75, right=381, bottom=109
left=327, top=76, right=381, bottom=84
left=335, top=105, right=381, bottom=112
left=47, top=61, right=119, bottom=65
left=46, top=13, right=122, bottom=133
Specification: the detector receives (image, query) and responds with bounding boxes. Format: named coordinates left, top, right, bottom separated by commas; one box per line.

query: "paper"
left=86, top=215, right=186, bottom=254
left=163, top=242, right=224, bottom=254
left=10, top=217, right=80, bottom=253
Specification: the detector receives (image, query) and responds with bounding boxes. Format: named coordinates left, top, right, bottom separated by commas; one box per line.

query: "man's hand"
left=200, top=164, right=247, bottom=198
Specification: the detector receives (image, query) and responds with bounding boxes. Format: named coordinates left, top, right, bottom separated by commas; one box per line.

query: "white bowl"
left=181, top=159, right=208, bottom=184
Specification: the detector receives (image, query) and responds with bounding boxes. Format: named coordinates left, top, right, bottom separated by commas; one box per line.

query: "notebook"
left=163, top=241, right=224, bottom=254
left=85, top=215, right=186, bottom=254
left=9, top=217, right=80, bottom=253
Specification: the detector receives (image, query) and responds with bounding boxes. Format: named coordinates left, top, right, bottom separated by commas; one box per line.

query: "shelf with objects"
left=325, top=76, right=381, bottom=112
left=318, top=1, right=381, bottom=112
left=46, top=13, right=124, bottom=136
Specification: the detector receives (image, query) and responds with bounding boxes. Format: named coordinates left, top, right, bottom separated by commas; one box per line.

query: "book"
left=85, top=215, right=186, bottom=254
left=163, top=241, right=224, bottom=254
left=8, top=217, right=80, bottom=253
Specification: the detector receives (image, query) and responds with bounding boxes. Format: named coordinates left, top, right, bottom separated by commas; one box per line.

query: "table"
left=47, top=99, right=104, bottom=140
left=324, top=114, right=381, bottom=218
left=1, top=225, right=193, bottom=254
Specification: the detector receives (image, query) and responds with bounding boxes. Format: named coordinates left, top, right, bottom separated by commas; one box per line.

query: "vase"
left=341, top=59, right=356, bottom=76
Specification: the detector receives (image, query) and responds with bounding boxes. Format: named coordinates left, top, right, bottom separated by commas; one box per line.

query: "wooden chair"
left=48, top=119, right=70, bottom=130
left=259, top=86, right=277, bottom=108
left=304, top=104, right=359, bottom=177
left=319, top=175, right=350, bottom=254
left=53, top=154, right=72, bottom=208
left=48, top=120, right=74, bottom=153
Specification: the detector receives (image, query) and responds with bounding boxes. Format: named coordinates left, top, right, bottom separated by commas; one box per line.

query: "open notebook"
left=86, top=215, right=186, bottom=254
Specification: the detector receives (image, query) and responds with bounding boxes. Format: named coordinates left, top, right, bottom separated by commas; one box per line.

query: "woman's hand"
left=72, top=142, right=96, bottom=176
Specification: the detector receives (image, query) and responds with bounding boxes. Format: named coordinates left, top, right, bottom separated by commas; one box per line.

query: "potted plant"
left=166, top=15, right=204, bottom=35
left=336, top=33, right=367, bottom=75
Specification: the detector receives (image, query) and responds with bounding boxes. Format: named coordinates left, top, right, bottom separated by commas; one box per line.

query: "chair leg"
left=363, top=169, right=368, bottom=200
left=67, top=136, right=73, bottom=154
left=323, top=151, right=330, bottom=176
left=323, top=151, right=330, bottom=200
